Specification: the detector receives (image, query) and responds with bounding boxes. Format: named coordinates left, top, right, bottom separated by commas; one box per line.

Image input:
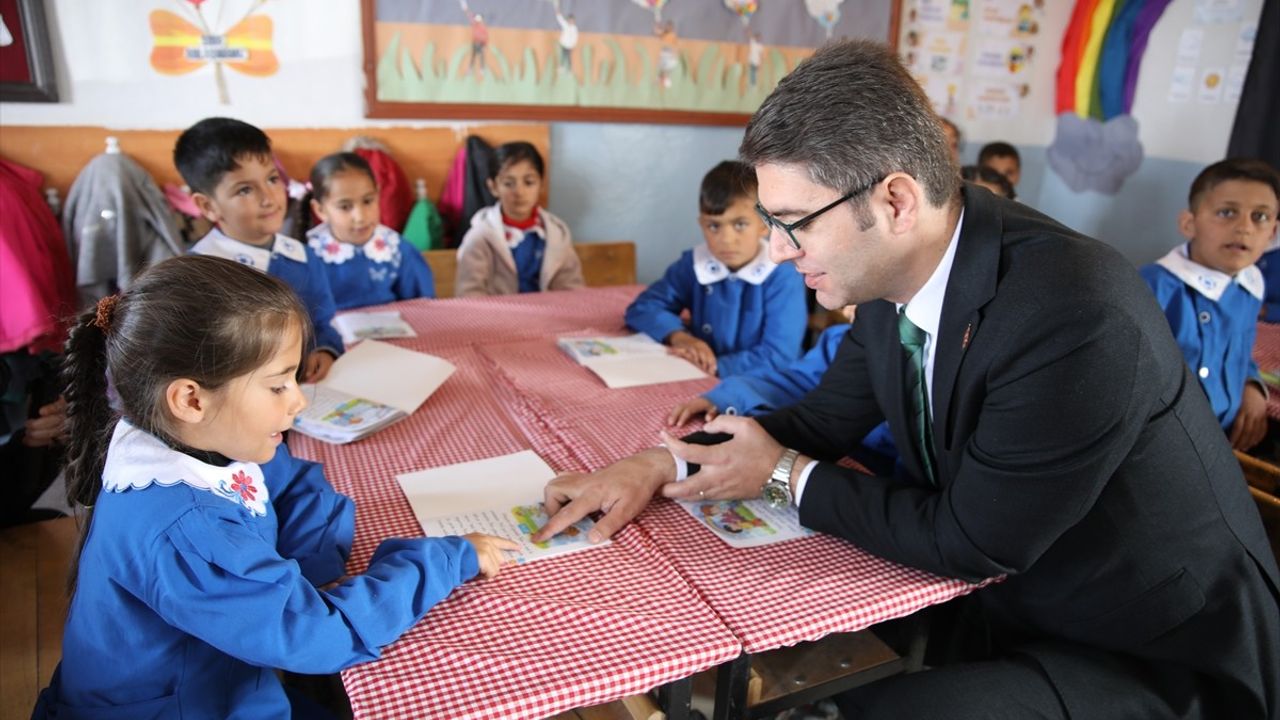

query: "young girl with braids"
left=34, top=255, right=517, bottom=719
left=301, top=152, right=436, bottom=309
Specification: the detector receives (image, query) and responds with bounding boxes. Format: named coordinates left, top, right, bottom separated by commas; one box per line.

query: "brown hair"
left=1188, top=158, right=1280, bottom=210
left=699, top=160, right=758, bottom=215
left=61, top=255, right=310, bottom=590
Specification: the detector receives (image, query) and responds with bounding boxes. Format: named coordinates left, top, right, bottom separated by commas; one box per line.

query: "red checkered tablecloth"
left=476, top=324, right=990, bottom=655
left=290, top=288, right=740, bottom=719
left=1253, top=322, right=1280, bottom=420
left=290, top=286, right=990, bottom=717
left=339, top=526, right=740, bottom=720
left=636, top=500, right=989, bottom=654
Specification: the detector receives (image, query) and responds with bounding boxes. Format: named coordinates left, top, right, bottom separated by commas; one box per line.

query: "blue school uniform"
left=510, top=226, right=547, bottom=293
left=191, top=228, right=344, bottom=356
left=35, top=421, right=477, bottom=719
left=703, top=323, right=897, bottom=459
left=1140, top=244, right=1266, bottom=428
left=1256, top=247, right=1280, bottom=322
left=625, top=241, right=806, bottom=377
left=306, top=223, right=436, bottom=310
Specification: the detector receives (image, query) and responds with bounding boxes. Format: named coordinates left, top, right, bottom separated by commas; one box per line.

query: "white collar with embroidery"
left=101, top=421, right=270, bottom=517
left=1156, top=243, right=1264, bottom=302
left=306, top=224, right=401, bottom=265
left=692, top=240, right=776, bottom=286
left=192, top=228, right=308, bottom=271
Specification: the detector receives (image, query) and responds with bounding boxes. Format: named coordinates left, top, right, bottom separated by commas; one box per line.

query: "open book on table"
left=557, top=333, right=707, bottom=389
left=678, top=498, right=815, bottom=548
left=331, top=310, right=417, bottom=345
left=396, top=450, right=607, bottom=564
left=292, top=339, right=454, bottom=444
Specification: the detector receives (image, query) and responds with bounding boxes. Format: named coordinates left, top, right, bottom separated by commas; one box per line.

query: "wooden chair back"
left=425, top=241, right=636, bottom=299
left=423, top=250, right=459, bottom=299
left=576, top=242, right=636, bottom=287
left=1236, top=450, right=1280, bottom=495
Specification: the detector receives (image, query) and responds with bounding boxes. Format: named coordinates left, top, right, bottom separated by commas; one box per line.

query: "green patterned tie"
left=898, top=309, right=937, bottom=485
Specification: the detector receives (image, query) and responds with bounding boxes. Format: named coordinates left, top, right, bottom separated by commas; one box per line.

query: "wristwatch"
left=763, top=448, right=798, bottom=509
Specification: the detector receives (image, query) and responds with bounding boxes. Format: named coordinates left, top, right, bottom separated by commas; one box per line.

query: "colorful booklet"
left=679, top=498, right=814, bottom=548
left=331, top=310, right=417, bottom=345
left=556, top=333, right=707, bottom=389
left=396, top=450, right=607, bottom=564
left=292, top=339, right=455, bottom=444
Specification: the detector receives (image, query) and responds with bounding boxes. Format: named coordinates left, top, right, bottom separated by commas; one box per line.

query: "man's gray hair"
left=740, top=40, right=960, bottom=217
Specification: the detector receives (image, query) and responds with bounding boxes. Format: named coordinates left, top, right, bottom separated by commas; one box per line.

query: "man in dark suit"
left=535, top=40, right=1280, bottom=718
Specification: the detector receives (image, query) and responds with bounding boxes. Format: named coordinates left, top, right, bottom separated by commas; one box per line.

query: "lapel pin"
left=961, top=322, right=972, bottom=350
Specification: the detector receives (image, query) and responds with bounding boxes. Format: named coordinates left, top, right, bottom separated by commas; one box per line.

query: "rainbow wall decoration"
left=1047, top=0, right=1172, bottom=194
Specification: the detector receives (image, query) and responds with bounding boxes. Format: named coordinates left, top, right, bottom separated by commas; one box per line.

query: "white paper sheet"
left=397, top=451, right=607, bottom=563
left=558, top=333, right=707, bottom=388
left=321, top=339, right=454, bottom=413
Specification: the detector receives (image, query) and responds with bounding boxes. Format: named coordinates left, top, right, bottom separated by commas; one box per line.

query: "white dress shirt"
left=795, top=209, right=965, bottom=504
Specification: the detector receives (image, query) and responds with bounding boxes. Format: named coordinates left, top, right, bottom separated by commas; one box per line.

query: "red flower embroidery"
left=230, top=470, right=257, bottom=503
left=326, top=240, right=341, bottom=254
left=373, top=237, right=387, bottom=251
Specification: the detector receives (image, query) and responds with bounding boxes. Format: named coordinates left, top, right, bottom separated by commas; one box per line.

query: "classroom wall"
left=2, top=0, right=1265, bottom=282
left=914, top=0, right=1264, bottom=265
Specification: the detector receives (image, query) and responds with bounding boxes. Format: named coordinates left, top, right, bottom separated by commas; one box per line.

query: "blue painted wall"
left=549, top=122, right=747, bottom=284
left=551, top=124, right=1202, bottom=284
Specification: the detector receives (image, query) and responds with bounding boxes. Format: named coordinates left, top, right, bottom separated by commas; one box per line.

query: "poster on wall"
left=362, top=0, right=896, bottom=124
left=899, top=0, right=1043, bottom=122
left=149, top=0, right=279, bottom=105
left=0, top=0, right=58, bottom=102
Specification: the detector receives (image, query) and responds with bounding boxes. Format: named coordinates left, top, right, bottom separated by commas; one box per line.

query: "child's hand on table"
left=667, top=331, right=717, bottom=376
left=464, top=533, right=522, bottom=578
left=668, top=397, right=717, bottom=427
left=303, top=350, right=336, bottom=383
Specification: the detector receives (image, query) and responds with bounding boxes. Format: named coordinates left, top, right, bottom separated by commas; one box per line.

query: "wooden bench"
left=425, top=241, right=637, bottom=298
left=0, top=516, right=77, bottom=719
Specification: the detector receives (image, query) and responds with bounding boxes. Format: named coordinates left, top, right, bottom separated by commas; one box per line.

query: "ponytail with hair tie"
left=93, top=295, right=119, bottom=334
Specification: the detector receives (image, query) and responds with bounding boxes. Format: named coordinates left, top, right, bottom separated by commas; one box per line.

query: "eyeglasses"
left=755, top=176, right=884, bottom=251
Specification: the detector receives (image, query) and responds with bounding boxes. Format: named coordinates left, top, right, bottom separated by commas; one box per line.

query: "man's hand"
left=1230, top=382, right=1268, bottom=451
left=667, top=396, right=718, bottom=427
left=23, top=396, right=68, bottom=447
left=303, top=350, right=336, bottom=383
left=659, top=415, right=784, bottom=501
left=533, top=448, right=675, bottom=544
left=667, top=331, right=717, bottom=376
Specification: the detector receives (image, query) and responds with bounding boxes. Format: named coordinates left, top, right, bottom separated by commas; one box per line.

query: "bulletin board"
left=361, top=0, right=901, bottom=126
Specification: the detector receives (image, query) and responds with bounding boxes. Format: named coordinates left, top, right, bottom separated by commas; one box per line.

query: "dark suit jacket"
left=754, top=187, right=1280, bottom=718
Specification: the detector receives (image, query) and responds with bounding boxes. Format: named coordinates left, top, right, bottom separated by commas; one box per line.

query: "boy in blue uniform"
left=1141, top=158, right=1280, bottom=450
left=176, top=117, right=344, bottom=382
left=625, top=161, right=806, bottom=377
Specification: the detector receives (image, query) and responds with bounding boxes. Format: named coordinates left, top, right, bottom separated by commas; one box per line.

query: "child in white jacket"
left=455, top=142, right=584, bottom=296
